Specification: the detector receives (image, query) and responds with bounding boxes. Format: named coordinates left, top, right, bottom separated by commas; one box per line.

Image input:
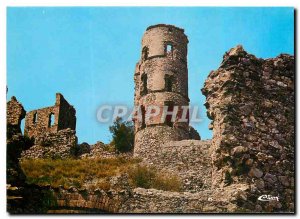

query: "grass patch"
left=21, top=158, right=182, bottom=192
left=21, top=157, right=139, bottom=189
left=128, top=165, right=182, bottom=192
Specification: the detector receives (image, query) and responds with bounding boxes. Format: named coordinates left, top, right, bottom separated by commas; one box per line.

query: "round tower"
left=133, top=24, right=191, bottom=160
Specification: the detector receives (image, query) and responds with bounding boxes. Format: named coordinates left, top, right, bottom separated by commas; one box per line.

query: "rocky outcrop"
left=202, top=45, right=294, bottom=212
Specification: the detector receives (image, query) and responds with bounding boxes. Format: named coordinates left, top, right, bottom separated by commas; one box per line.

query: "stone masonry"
left=24, top=93, right=76, bottom=139
left=7, top=23, right=295, bottom=213
left=48, top=184, right=249, bottom=213
left=147, top=140, right=212, bottom=192
left=7, top=96, right=26, bottom=134
left=133, top=24, right=200, bottom=163
left=202, top=45, right=294, bottom=212
left=21, top=93, right=80, bottom=159
left=21, top=128, right=78, bottom=159
left=7, top=96, right=27, bottom=186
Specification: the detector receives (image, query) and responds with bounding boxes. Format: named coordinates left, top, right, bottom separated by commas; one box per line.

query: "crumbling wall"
left=7, top=96, right=26, bottom=134
left=120, top=185, right=248, bottom=213
left=21, top=128, right=78, bottom=159
left=80, top=142, right=118, bottom=159
left=22, top=93, right=78, bottom=159
left=56, top=94, right=76, bottom=130
left=49, top=184, right=249, bottom=213
left=24, top=93, right=76, bottom=139
left=202, top=45, right=294, bottom=212
left=6, top=96, right=29, bottom=186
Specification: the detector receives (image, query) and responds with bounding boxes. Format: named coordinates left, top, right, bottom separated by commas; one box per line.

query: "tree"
left=109, top=117, right=134, bottom=153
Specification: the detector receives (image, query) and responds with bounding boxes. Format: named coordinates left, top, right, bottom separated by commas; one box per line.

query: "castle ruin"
left=130, top=24, right=294, bottom=212
left=21, top=93, right=80, bottom=159
left=6, top=23, right=294, bottom=213
left=24, top=93, right=76, bottom=138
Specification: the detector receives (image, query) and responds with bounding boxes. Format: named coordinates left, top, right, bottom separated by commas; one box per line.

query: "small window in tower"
left=142, top=47, right=149, bottom=60
left=165, top=75, right=173, bottom=92
left=166, top=44, right=172, bottom=53
left=141, top=74, right=148, bottom=96
left=48, top=113, right=55, bottom=127
left=33, top=112, right=38, bottom=124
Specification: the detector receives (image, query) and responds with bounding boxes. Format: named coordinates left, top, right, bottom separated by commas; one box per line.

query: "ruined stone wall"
left=21, top=93, right=78, bottom=159
left=80, top=141, right=118, bottom=159
left=21, top=128, right=78, bottom=159
left=49, top=184, right=249, bottom=213
left=144, top=139, right=212, bottom=192
left=120, top=185, right=248, bottom=213
left=6, top=97, right=28, bottom=186
left=56, top=94, right=76, bottom=130
left=24, top=93, right=76, bottom=139
left=7, top=96, right=26, bottom=132
left=24, top=105, right=59, bottom=138
left=202, top=45, right=294, bottom=212
left=50, top=187, right=129, bottom=213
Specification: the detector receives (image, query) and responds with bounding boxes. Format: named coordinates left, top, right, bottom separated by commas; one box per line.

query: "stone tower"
left=133, top=24, right=192, bottom=160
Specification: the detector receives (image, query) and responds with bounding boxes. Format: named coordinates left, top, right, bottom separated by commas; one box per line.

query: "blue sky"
left=7, top=7, right=294, bottom=144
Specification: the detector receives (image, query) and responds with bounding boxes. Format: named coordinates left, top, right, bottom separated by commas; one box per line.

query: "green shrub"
left=224, top=170, right=233, bottom=185
left=109, top=117, right=134, bottom=153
